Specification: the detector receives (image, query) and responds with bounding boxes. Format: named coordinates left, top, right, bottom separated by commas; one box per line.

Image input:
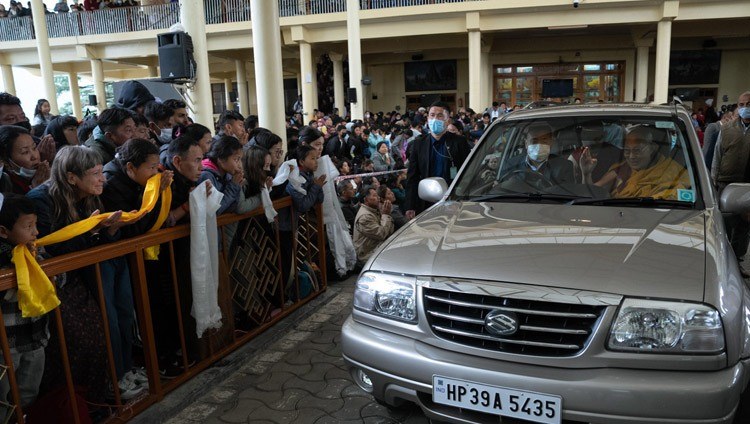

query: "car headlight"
left=353, top=272, right=417, bottom=323
left=608, top=298, right=724, bottom=354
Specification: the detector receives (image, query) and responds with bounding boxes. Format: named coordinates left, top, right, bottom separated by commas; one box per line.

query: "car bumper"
left=342, top=316, right=748, bottom=424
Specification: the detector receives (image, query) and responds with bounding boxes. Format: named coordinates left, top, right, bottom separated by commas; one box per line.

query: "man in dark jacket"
left=324, top=124, right=347, bottom=159
left=404, top=101, right=472, bottom=218
left=116, top=81, right=155, bottom=116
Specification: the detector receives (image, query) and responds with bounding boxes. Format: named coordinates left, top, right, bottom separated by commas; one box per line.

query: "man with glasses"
left=581, top=125, right=689, bottom=200
left=404, top=101, right=472, bottom=219
left=710, top=91, right=750, bottom=273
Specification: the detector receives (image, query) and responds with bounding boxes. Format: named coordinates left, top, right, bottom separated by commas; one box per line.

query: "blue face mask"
left=738, top=107, right=750, bottom=120
left=428, top=119, right=445, bottom=135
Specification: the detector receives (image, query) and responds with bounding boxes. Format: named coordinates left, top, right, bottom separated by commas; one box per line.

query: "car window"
left=453, top=116, right=699, bottom=207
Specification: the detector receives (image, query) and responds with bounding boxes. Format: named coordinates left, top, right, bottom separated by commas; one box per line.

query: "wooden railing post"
left=129, top=250, right=162, bottom=399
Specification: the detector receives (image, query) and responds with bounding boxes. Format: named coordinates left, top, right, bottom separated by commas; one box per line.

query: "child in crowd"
left=287, top=144, right=326, bottom=214
left=198, top=135, right=243, bottom=215
left=0, top=194, right=49, bottom=411
left=0, top=125, right=50, bottom=194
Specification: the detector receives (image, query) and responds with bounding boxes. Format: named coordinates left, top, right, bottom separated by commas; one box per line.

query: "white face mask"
left=16, top=166, right=37, bottom=179
left=158, top=128, right=173, bottom=145
left=527, top=144, right=550, bottom=162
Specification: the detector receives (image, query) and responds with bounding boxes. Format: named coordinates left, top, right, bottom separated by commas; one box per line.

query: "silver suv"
left=342, top=104, right=750, bottom=424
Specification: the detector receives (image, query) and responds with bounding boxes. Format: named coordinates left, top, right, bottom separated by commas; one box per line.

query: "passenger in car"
left=581, top=126, right=689, bottom=199
left=501, top=122, right=574, bottom=185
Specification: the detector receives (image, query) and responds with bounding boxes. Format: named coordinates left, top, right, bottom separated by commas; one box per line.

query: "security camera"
left=573, top=0, right=579, bottom=7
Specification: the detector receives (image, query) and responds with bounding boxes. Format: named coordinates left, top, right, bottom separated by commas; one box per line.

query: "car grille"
left=423, top=287, right=605, bottom=356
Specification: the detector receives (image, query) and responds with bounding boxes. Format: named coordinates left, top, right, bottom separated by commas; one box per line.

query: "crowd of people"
left=0, top=77, right=747, bottom=422
left=0, top=0, right=146, bottom=17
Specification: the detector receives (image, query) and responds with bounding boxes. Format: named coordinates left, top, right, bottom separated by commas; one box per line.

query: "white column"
left=0, top=65, right=15, bottom=95
left=346, top=0, right=363, bottom=121
left=224, top=78, right=233, bottom=111
left=468, top=29, right=481, bottom=113
left=248, top=78, right=257, bottom=116
left=30, top=0, right=58, bottom=114
left=330, top=52, right=345, bottom=116
left=480, top=48, right=491, bottom=109
left=296, top=72, right=302, bottom=96
left=235, top=59, right=250, bottom=116
left=635, top=45, right=650, bottom=103
left=90, top=59, right=106, bottom=110
left=250, top=0, right=287, bottom=141
left=299, top=41, right=315, bottom=123
left=68, top=71, right=82, bottom=120
left=180, top=0, right=213, bottom=128
left=653, top=19, right=672, bottom=104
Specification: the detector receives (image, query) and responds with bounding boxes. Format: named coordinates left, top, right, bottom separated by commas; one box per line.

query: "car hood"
left=369, top=202, right=706, bottom=302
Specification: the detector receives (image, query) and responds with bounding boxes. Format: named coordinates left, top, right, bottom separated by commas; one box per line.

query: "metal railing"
left=0, top=199, right=326, bottom=423
left=0, top=0, right=480, bottom=42
left=44, top=4, right=180, bottom=38
left=0, top=16, right=33, bottom=42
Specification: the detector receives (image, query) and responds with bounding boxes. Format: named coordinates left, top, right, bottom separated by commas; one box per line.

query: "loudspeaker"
left=157, top=31, right=196, bottom=80
left=347, top=87, right=357, bottom=103
left=411, top=53, right=424, bottom=61
left=88, top=95, right=97, bottom=106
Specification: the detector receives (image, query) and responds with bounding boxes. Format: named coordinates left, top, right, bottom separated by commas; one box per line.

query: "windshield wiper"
left=568, top=196, right=694, bottom=208
left=469, top=193, right=587, bottom=203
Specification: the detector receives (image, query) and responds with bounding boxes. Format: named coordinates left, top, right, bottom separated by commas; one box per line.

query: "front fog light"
left=608, top=299, right=724, bottom=354
left=353, top=272, right=417, bottom=322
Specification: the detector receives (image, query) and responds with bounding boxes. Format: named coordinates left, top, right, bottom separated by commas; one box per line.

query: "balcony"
left=0, top=0, right=477, bottom=42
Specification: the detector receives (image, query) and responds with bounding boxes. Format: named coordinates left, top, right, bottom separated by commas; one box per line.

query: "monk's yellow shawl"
left=610, top=155, right=690, bottom=200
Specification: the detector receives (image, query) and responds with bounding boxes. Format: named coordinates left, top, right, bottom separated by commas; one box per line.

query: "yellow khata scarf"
left=12, top=173, right=172, bottom=317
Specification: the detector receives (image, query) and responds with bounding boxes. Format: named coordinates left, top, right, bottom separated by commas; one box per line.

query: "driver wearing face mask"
left=502, top=122, right=574, bottom=187
left=404, top=101, right=472, bottom=219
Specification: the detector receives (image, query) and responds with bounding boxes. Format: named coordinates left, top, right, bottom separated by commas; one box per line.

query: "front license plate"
left=432, top=376, right=562, bottom=424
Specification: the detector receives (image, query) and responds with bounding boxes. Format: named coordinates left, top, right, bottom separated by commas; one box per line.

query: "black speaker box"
left=88, top=94, right=97, bottom=106
left=347, top=87, right=357, bottom=103
left=157, top=31, right=196, bottom=80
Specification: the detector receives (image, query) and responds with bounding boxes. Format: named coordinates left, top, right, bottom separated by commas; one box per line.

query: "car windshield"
left=453, top=115, right=699, bottom=208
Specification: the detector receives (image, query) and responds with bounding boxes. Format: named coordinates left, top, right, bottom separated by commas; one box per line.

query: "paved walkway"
left=133, top=277, right=430, bottom=424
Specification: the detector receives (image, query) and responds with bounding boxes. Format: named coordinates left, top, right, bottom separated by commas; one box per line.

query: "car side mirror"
left=418, top=177, right=448, bottom=203
left=719, top=183, right=750, bottom=214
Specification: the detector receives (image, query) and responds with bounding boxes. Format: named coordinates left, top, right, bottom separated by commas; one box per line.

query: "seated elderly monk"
left=581, top=126, right=689, bottom=199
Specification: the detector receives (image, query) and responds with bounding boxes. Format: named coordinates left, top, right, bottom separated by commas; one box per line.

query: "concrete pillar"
left=653, top=19, right=672, bottom=104
left=180, top=0, right=213, bottom=128
left=235, top=59, right=250, bottom=116
left=30, top=0, right=58, bottom=114
left=90, top=59, right=106, bottom=110
left=148, top=65, right=159, bottom=78
left=311, top=59, right=318, bottom=117
left=468, top=30, right=481, bottom=113
left=248, top=78, right=258, bottom=116
left=635, top=44, right=651, bottom=103
left=330, top=52, right=345, bottom=117
left=250, top=0, right=287, bottom=141
left=0, top=65, right=15, bottom=96
left=346, top=0, right=364, bottom=121
left=480, top=48, right=491, bottom=110
left=299, top=41, right=315, bottom=123
left=224, top=78, right=233, bottom=111
left=68, top=71, right=82, bottom=120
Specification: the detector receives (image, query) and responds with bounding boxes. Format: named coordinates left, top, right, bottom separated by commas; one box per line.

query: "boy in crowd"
left=0, top=194, right=49, bottom=410
left=162, top=99, right=189, bottom=127
left=287, top=144, right=326, bottom=214
left=214, top=110, right=247, bottom=146
left=144, top=101, right=174, bottom=146
left=84, top=107, right=136, bottom=164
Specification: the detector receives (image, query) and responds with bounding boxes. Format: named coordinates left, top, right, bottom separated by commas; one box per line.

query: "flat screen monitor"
left=542, top=79, right=574, bottom=98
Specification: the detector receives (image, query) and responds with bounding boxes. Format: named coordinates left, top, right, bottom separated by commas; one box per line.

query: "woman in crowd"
left=31, top=99, right=54, bottom=127
left=237, top=146, right=272, bottom=215
left=27, top=146, right=127, bottom=406
left=372, top=141, right=392, bottom=172
left=0, top=125, right=50, bottom=194
left=253, top=129, right=287, bottom=200
left=43, top=115, right=80, bottom=151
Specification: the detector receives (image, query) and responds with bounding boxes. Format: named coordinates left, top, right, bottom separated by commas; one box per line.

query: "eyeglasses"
left=623, top=146, right=648, bottom=156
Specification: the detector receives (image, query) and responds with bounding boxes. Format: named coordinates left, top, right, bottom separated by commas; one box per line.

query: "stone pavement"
left=133, top=277, right=431, bottom=424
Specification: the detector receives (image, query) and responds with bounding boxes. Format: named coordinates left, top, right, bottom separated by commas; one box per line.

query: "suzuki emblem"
left=485, top=310, right=519, bottom=336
